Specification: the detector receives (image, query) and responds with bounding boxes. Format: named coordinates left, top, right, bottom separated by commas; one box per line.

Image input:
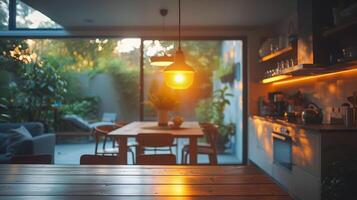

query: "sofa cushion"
left=63, top=115, right=91, bottom=131
left=6, top=126, right=33, bottom=155
left=0, top=133, right=9, bottom=154
left=0, top=154, right=11, bottom=164
left=8, top=126, right=33, bottom=141
left=0, top=122, right=44, bottom=137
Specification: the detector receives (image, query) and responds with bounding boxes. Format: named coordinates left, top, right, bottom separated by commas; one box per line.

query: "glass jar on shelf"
left=285, top=60, right=290, bottom=68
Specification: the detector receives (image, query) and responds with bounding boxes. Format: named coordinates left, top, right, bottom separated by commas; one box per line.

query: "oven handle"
left=272, top=132, right=287, bottom=141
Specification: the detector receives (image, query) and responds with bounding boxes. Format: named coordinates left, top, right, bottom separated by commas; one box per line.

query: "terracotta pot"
left=157, top=110, right=169, bottom=127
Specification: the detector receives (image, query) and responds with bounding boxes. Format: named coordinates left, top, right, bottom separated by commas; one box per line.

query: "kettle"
left=301, top=103, right=323, bottom=124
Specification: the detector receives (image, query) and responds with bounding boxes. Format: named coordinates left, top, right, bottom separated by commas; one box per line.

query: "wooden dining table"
left=109, top=121, right=204, bottom=165
left=0, top=164, right=292, bottom=199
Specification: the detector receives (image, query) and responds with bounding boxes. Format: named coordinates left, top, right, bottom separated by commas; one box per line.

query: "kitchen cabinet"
left=291, top=165, right=321, bottom=200
left=290, top=128, right=321, bottom=200
left=248, top=117, right=273, bottom=175
left=249, top=116, right=357, bottom=200
left=249, top=116, right=321, bottom=199
left=292, top=128, right=321, bottom=177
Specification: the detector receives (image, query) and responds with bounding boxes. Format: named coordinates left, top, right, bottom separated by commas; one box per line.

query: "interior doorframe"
left=139, top=36, right=248, bottom=165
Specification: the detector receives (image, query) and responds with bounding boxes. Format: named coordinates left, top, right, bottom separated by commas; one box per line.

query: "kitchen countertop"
left=251, top=115, right=357, bottom=132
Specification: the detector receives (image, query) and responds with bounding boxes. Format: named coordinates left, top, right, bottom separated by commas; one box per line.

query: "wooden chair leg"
left=208, top=153, right=218, bottom=165
left=102, top=135, right=107, bottom=151
left=94, top=133, right=100, bottom=155
left=176, top=145, right=179, bottom=159
left=129, top=148, right=136, bottom=164
left=181, top=148, right=185, bottom=164
left=112, top=137, right=116, bottom=148
left=184, top=151, right=189, bottom=164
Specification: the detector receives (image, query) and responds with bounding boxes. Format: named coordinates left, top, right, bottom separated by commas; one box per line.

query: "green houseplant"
left=195, top=86, right=235, bottom=152
left=0, top=97, right=10, bottom=122
left=148, top=80, right=179, bottom=126
left=18, top=60, right=67, bottom=131
left=216, top=63, right=235, bottom=83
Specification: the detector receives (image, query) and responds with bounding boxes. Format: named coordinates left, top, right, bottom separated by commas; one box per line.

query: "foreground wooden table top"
left=0, top=164, right=291, bottom=200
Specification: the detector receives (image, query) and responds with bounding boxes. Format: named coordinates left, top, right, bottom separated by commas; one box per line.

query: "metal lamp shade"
left=163, top=50, right=195, bottom=90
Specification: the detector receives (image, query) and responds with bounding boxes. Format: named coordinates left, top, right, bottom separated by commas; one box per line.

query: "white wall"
left=75, top=73, right=139, bottom=121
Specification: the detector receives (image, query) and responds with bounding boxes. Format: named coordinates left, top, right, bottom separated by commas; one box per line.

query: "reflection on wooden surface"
left=0, top=165, right=292, bottom=199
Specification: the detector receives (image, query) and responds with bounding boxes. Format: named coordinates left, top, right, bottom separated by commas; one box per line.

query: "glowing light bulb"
left=164, top=71, right=194, bottom=90
left=174, top=74, right=185, bottom=83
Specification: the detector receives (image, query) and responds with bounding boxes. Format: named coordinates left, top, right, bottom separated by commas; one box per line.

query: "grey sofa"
left=0, top=122, right=56, bottom=164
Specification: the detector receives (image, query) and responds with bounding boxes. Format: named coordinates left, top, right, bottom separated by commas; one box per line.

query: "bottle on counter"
left=323, top=107, right=331, bottom=124
left=341, top=103, right=353, bottom=127
left=331, top=106, right=344, bottom=125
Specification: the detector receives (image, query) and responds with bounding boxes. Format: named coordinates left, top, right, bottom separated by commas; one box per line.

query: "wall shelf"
left=259, top=46, right=293, bottom=63
left=261, top=60, right=357, bottom=84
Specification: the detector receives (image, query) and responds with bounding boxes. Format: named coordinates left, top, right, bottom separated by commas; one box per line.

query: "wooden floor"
left=0, top=164, right=291, bottom=200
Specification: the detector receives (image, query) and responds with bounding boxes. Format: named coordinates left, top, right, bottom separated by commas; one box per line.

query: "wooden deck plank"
left=0, top=184, right=287, bottom=196
left=0, top=196, right=293, bottom=200
left=0, top=164, right=249, bottom=169
left=0, top=165, right=291, bottom=199
left=0, top=174, right=273, bottom=184
left=0, top=167, right=260, bottom=176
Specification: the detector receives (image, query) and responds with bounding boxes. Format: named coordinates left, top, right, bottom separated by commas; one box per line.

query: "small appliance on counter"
left=268, top=92, right=287, bottom=118
left=301, top=103, right=323, bottom=124
left=346, top=91, right=357, bottom=127
left=341, top=103, right=354, bottom=127
left=258, top=96, right=273, bottom=116
left=284, top=111, right=298, bottom=123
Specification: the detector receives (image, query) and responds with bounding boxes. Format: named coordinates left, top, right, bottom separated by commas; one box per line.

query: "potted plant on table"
left=148, top=80, right=179, bottom=127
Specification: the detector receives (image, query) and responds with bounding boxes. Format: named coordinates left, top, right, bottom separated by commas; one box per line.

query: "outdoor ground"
left=55, top=137, right=241, bottom=165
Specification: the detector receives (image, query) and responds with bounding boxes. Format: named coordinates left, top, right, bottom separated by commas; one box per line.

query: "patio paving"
left=54, top=137, right=241, bottom=165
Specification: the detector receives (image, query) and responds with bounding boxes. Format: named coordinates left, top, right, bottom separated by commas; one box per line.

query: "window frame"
left=7, top=0, right=63, bottom=31
left=0, top=2, right=249, bottom=164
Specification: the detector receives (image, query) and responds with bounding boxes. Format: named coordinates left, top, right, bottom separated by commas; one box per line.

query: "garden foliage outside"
left=0, top=38, right=224, bottom=132
left=0, top=38, right=140, bottom=131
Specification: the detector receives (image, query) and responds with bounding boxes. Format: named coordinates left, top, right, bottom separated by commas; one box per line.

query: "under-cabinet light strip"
left=261, top=75, right=292, bottom=84
left=272, top=67, right=357, bottom=86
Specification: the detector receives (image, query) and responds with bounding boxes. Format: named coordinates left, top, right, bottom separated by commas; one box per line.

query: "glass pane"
left=16, top=0, right=62, bottom=29
left=0, top=0, right=9, bottom=30
left=143, top=40, right=220, bottom=121
left=143, top=39, right=244, bottom=164
left=0, top=37, right=141, bottom=164
left=0, top=38, right=140, bottom=128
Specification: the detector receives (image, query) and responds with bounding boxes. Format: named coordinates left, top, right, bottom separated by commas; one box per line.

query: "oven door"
left=272, top=131, right=292, bottom=170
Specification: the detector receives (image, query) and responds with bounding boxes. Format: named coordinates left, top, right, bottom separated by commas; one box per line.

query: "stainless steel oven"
left=272, top=128, right=292, bottom=170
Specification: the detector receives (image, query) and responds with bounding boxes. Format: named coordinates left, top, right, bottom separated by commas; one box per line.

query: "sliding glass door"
left=142, top=39, right=244, bottom=164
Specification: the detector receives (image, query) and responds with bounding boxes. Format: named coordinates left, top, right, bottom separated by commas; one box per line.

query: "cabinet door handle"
left=272, top=133, right=286, bottom=141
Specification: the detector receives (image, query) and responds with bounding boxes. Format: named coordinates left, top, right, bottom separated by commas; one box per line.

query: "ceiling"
left=23, top=0, right=296, bottom=29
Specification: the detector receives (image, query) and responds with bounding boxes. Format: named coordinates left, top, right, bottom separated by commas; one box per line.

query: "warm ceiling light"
left=164, top=50, right=195, bottom=89
left=262, top=75, right=292, bottom=84
left=163, top=0, right=195, bottom=90
left=150, top=9, right=174, bottom=67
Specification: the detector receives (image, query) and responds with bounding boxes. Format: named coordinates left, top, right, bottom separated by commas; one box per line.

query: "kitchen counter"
left=251, top=115, right=357, bottom=132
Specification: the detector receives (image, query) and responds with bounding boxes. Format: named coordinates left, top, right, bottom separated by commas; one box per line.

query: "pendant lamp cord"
left=178, top=0, right=181, bottom=50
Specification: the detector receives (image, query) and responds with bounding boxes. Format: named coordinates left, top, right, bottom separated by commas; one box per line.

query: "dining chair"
left=10, top=154, right=53, bottom=164
left=93, top=124, right=118, bottom=154
left=181, top=123, right=218, bottom=165
left=93, top=124, right=136, bottom=163
left=136, top=133, right=177, bottom=165
left=80, top=154, right=120, bottom=165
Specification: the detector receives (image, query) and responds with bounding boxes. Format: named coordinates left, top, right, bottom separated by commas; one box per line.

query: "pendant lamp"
left=163, top=0, right=195, bottom=90
left=150, top=9, right=174, bottom=67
